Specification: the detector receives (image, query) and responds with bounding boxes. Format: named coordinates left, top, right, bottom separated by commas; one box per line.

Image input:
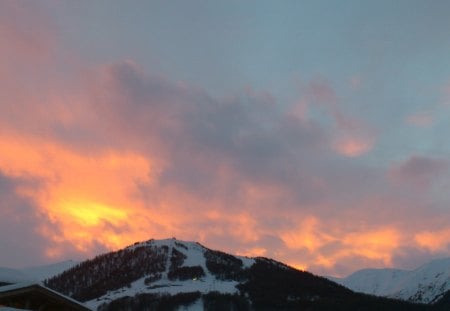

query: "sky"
left=1, top=0, right=450, bottom=277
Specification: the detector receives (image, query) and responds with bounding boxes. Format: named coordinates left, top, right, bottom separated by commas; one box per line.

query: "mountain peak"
left=333, top=256, right=450, bottom=303
left=44, top=237, right=258, bottom=309
left=125, top=237, right=203, bottom=251
left=38, top=238, right=437, bottom=310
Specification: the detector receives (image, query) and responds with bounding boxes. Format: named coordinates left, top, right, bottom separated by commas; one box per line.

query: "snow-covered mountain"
left=83, top=238, right=255, bottom=310
left=0, top=260, right=77, bottom=284
left=0, top=268, right=30, bottom=284
left=332, top=257, right=450, bottom=303
left=4, top=239, right=450, bottom=310
left=44, top=238, right=432, bottom=311
left=45, top=238, right=259, bottom=310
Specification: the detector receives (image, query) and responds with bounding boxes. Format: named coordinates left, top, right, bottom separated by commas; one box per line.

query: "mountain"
left=332, top=257, right=450, bottom=304
left=44, top=238, right=431, bottom=311
left=0, top=260, right=78, bottom=285
left=0, top=268, right=30, bottom=285
left=21, top=260, right=78, bottom=281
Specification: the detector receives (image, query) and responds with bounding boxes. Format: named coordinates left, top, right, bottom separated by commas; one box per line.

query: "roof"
left=0, top=282, right=91, bottom=311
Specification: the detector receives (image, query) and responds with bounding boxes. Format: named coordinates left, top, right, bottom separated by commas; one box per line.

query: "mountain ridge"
left=43, top=238, right=432, bottom=310
left=0, top=260, right=78, bottom=284
left=331, top=257, right=450, bottom=304
left=3, top=238, right=448, bottom=310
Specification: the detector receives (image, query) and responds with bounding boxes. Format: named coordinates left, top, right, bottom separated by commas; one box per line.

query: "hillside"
left=45, top=238, right=431, bottom=311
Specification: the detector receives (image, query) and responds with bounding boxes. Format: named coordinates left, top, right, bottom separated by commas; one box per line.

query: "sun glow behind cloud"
left=0, top=133, right=154, bottom=254
left=2, top=1, right=450, bottom=277
left=1, top=61, right=449, bottom=276
left=415, top=229, right=450, bottom=252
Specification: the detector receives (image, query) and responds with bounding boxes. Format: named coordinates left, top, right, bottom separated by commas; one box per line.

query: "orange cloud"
left=280, top=214, right=404, bottom=275
left=0, top=133, right=154, bottom=254
left=341, top=228, right=401, bottom=265
left=236, top=247, right=268, bottom=258
left=0, top=122, right=446, bottom=276
left=0, top=9, right=447, bottom=277
left=281, top=217, right=333, bottom=252
left=415, top=229, right=450, bottom=252
left=201, top=210, right=259, bottom=243
left=333, top=135, right=375, bottom=157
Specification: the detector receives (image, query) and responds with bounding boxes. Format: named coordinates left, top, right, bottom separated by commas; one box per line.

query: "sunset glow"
left=1, top=1, right=450, bottom=278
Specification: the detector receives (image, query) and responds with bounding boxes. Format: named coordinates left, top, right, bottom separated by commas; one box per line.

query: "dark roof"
left=0, top=282, right=91, bottom=311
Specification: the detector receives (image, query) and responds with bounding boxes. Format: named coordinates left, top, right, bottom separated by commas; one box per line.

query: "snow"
left=0, top=282, right=38, bottom=293
left=1, top=238, right=255, bottom=310
left=330, top=268, right=409, bottom=296
left=0, top=268, right=30, bottom=284
left=240, top=257, right=255, bottom=269
left=333, top=257, right=450, bottom=303
left=178, top=242, right=207, bottom=268
left=0, top=261, right=78, bottom=284
left=86, top=238, right=247, bottom=310
left=21, top=260, right=77, bottom=281
left=0, top=282, right=92, bottom=310
left=88, top=275, right=239, bottom=310
left=128, top=238, right=255, bottom=269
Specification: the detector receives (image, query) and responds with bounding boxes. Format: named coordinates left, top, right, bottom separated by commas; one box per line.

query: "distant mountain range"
left=1, top=238, right=449, bottom=310
left=331, top=257, right=450, bottom=304
left=0, top=260, right=76, bottom=284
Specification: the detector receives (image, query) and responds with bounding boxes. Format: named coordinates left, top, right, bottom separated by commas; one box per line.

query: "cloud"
left=0, top=173, right=56, bottom=267
left=389, top=155, right=448, bottom=190
left=0, top=133, right=155, bottom=255
left=281, top=217, right=333, bottom=253
left=1, top=56, right=449, bottom=277
left=415, top=229, right=450, bottom=253
left=301, top=78, right=376, bottom=157
left=307, top=78, right=338, bottom=106
left=0, top=5, right=449, bottom=277
left=0, top=0, right=55, bottom=91
left=0, top=1, right=54, bottom=59
left=277, top=212, right=404, bottom=275
left=332, top=134, right=375, bottom=157
left=0, top=59, right=336, bottom=264
left=331, top=107, right=376, bottom=158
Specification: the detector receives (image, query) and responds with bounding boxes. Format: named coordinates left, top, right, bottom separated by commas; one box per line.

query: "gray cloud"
left=0, top=173, right=51, bottom=267
left=2, top=56, right=450, bottom=275
left=389, top=155, right=449, bottom=190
